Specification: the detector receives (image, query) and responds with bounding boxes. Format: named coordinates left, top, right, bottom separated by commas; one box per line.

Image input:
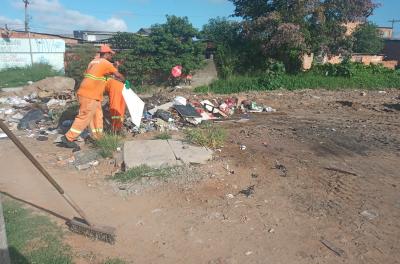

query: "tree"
left=353, top=22, right=384, bottom=54
left=65, top=44, right=97, bottom=88
left=229, top=0, right=379, bottom=57
left=111, top=15, right=205, bottom=85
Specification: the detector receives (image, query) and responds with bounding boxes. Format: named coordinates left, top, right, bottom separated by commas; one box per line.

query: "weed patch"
left=154, top=132, right=172, bottom=140
left=95, top=134, right=122, bottom=158
left=185, top=123, right=226, bottom=149
left=112, top=165, right=176, bottom=183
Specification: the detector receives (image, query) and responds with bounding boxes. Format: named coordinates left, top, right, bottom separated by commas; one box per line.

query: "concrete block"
left=168, top=140, right=213, bottom=165
left=123, top=140, right=179, bottom=169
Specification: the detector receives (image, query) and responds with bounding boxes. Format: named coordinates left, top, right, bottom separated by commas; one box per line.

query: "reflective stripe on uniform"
left=91, top=128, right=103, bottom=133
left=84, top=73, right=106, bottom=82
left=111, top=116, right=122, bottom=120
left=70, top=128, right=82, bottom=134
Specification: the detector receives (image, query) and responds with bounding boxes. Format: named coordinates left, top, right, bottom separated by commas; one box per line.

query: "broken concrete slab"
left=168, top=140, right=213, bottom=165
left=123, top=140, right=180, bottom=169
left=123, top=140, right=213, bottom=169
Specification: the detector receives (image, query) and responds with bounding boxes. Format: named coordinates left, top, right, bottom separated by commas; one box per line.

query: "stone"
left=74, top=149, right=100, bottom=166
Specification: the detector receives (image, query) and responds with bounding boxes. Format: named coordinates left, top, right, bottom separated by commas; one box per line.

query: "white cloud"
left=11, top=0, right=128, bottom=33
left=0, top=15, right=23, bottom=28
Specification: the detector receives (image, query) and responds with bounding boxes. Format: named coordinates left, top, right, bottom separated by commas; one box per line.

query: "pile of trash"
left=0, top=77, right=76, bottom=139
left=126, top=95, right=277, bottom=134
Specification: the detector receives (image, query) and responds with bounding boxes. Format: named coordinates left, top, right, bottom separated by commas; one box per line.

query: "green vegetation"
left=95, top=134, right=122, bottom=158
left=111, top=165, right=176, bottom=183
left=154, top=132, right=172, bottom=140
left=3, top=198, right=73, bottom=264
left=185, top=123, right=226, bottom=148
left=353, top=22, right=384, bottom=54
left=103, top=258, right=127, bottom=264
left=111, top=15, right=205, bottom=86
left=195, top=62, right=400, bottom=94
left=0, top=63, right=61, bottom=89
left=204, top=1, right=379, bottom=76
left=65, top=44, right=97, bottom=88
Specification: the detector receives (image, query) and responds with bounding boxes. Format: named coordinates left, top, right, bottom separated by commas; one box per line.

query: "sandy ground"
left=0, top=89, right=399, bottom=264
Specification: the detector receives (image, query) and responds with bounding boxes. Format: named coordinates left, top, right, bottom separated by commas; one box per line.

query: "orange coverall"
left=105, top=78, right=126, bottom=132
left=66, top=58, right=117, bottom=141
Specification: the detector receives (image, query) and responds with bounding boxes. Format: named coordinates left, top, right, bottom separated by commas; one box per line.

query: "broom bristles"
left=66, top=217, right=116, bottom=244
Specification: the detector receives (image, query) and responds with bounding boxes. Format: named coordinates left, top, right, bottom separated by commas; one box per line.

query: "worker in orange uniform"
left=61, top=44, right=124, bottom=149
left=105, top=77, right=126, bottom=132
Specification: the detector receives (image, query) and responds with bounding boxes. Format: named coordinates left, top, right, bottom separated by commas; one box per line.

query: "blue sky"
left=1, top=0, right=399, bottom=36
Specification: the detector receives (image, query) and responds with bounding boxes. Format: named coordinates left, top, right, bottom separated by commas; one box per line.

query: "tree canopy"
left=353, top=22, right=384, bottom=54
left=110, top=15, right=205, bottom=85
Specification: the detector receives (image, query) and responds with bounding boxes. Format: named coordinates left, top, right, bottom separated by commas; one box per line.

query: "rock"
left=76, top=163, right=91, bottom=171
left=74, top=149, right=100, bottom=166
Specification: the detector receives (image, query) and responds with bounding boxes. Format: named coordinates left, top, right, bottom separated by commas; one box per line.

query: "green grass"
left=95, top=134, right=123, bottom=158
left=185, top=123, right=226, bottom=149
left=103, top=258, right=127, bottom=264
left=111, top=165, right=176, bottom=183
left=3, top=198, right=73, bottom=264
left=154, top=132, right=172, bottom=140
left=0, top=63, right=61, bottom=89
left=195, top=70, right=400, bottom=94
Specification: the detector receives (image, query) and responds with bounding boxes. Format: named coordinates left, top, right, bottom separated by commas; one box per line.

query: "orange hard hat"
left=99, top=44, right=115, bottom=54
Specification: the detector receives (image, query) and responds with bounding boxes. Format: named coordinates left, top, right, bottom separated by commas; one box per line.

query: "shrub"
left=195, top=62, right=400, bottom=94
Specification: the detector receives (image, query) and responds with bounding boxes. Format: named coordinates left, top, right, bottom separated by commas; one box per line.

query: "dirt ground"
left=1, top=89, right=399, bottom=264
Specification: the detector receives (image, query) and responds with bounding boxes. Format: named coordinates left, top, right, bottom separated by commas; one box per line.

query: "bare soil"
left=1, top=89, right=399, bottom=264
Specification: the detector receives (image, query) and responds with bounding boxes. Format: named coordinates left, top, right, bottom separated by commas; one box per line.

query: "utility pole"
left=388, top=19, right=400, bottom=39
left=23, top=0, right=34, bottom=66
left=23, top=0, right=30, bottom=32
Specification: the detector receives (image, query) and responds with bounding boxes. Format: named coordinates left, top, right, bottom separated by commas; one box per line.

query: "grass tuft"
left=154, top=132, right=172, bottom=140
left=3, top=198, right=73, bottom=264
left=0, top=63, right=61, bottom=88
left=185, top=123, right=226, bottom=149
left=112, top=165, right=176, bottom=183
left=95, top=134, right=122, bottom=158
left=103, top=258, right=127, bottom=264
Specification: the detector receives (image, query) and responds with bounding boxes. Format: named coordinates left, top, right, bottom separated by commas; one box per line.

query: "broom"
left=0, top=120, right=116, bottom=244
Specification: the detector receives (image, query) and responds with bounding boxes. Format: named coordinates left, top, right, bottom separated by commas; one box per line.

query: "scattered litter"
left=360, top=210, right=379, bottom=220
left=36, top=135, right=48, bottom=141
left=226, top=194, right=235, bottom=199
left=325, top=167, right=357, bottom=176
left=239, top=185, right=255, bottom=197
left=174, top=104, right=202, bottom=118
left=0, top=132, right=8, bottom=139
left=378, top=91, right=387, bottom=94
left=173, top=96, right=187, bottom=106
left=275, top=160, right=288, bottom=177
left=17, top=109, right=45, bottom=130
left=320, top=239, right=345, bottom=257
left=153, top=109, right=174, bottom=122
left=240, top=144, right=247, bottom=150
left=245, top=251, right=253, bottom=256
